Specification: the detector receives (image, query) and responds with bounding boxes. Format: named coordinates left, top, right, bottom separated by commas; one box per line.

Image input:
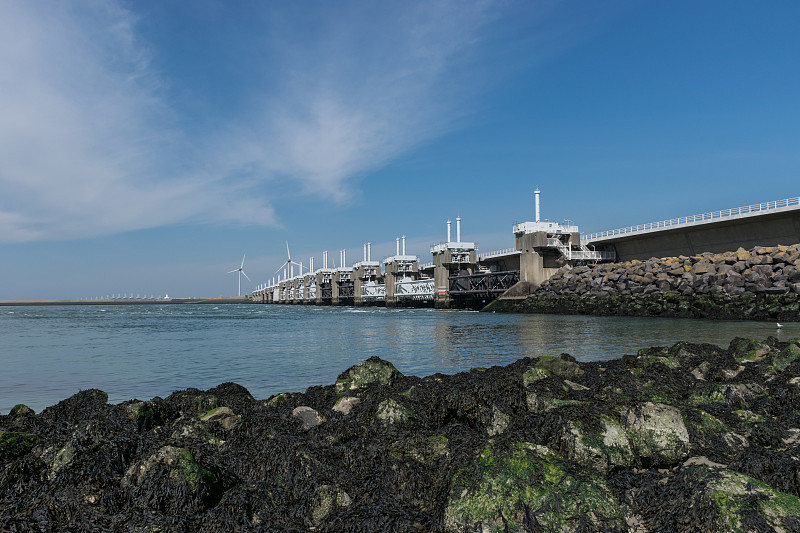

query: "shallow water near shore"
left=1, top=304, right=797, bottom=413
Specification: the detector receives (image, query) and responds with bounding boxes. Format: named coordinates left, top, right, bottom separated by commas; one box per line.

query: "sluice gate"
left=449, top=270, right=521, bottom=296
left=251, top=190, right=617, bottom=309
left=248, top=190, right=800, bottom=308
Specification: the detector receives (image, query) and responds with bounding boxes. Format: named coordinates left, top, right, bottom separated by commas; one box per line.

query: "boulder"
left=486, top=406, right=510, bottom=436
left=332, top=396, right=361, bottom=415
left=559, top=418, right=634, bottom=474
left=310, top=484, right=352, bottom=526
left=200, top=406, right=240, bottom=430
left=690, top=465, right=800, bottom=531
left=8, top=404, right=35, bottom=417
left=0, top=431, right=40, bottom=463
left=292, top=406, right=325, bottom=430
left=444, top=443, right=625, bottom=532
left=375, top=398, right=415, bottom=425
left=529, top=354, right=584, bottom=379
left=122, top=445, right=220, bottom=512
left=773, top=342, right=800, bottom=372
left=335, top=357, right=402, bottom=395
left=622, top=402, right=690, bottom=467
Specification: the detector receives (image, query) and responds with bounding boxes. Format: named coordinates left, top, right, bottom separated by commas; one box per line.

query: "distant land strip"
left=0, top=297, right=251, bottom=306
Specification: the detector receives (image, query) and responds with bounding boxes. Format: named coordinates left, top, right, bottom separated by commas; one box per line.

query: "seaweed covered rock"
left=334, top=356, right=402, bottom=395
left=291, top=405, right=324, bottom=430
left=122, top=445, right=222, bottom=513
left=200, top=406, right=241, bottom=430
left=488, top=244, right=800, bottom=320
left=611, top=463, right=800, bottom=532
left=0, top=431, right=39, bottom=463
left=622, top=402, right=690, bottom=467
left=2, top=341, right=799, bottom=531
left=445, top=442, right=625, bottom=532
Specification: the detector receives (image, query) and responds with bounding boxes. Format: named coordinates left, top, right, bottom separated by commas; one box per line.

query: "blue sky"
left=1, top=1, right=798, bottom=299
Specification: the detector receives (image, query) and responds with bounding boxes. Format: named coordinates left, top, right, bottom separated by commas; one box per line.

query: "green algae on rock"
left=445, top=442, right=625, bottom=532
left=1, top=337, right=799, bottom=531
left=375, top=398, right=416, bottom=425
left=334, top=356, right=402, bottom=395
left=0, top=430, right=39, bottom=463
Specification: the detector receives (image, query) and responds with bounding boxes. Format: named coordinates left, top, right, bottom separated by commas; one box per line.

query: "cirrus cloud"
left=0, top=0, right=524, bottom=243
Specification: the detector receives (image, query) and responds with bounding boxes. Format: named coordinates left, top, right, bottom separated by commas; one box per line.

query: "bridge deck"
left=582, top=196, right=800, bottom=244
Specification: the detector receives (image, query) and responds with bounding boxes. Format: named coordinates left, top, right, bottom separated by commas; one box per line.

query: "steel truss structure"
left=449, top=270, right=520, bottom=296
left=339, top=283, right=355, bottom=298
left=362, top=283, right=385, bottom=301
left=396, top=278, right=435, bottom=300
left=320, top=285, right=333, bottom=300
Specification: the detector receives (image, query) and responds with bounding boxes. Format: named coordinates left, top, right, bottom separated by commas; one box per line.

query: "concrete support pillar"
left=515, top=231, right=563, bottom=288
left=332, top=272, right=341, bottom=305
left=315, top=271, right=326, bottom=305
left=384, top=259, right=420, bottom=308
left=384, top=265, right=398, bottom=307
left=432, top=247, right=477, bottom=309
left=353, top=262, right=382, bottom=306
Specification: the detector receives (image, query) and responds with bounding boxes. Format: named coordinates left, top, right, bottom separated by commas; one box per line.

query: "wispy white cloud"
left=244, top=1, right=498, bottom=200
left=0, top=0, right=511, bottom=243
left=0, top=1, right=277, bottom=243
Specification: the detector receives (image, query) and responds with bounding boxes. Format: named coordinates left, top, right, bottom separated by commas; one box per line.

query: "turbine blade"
left=227, top=269, right=238, bottom=274
left=241, top=254, right=246, bottom=268
left=242, top=271, right=251, bottom=282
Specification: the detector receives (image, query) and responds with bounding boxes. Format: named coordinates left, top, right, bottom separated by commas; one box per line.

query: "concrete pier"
left=249, top=192, right=800, bottom=309
left=354, top=242, right=381, bottom=306
left=431, top=218, right=477, bottom=308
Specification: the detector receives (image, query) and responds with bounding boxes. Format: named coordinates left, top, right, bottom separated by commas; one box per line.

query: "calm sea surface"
left=1, top=304, right=797, bottom=413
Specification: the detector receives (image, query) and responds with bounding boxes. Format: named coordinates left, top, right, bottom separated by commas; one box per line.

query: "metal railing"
left=582, top=196, right=800, bottom=243
left=418, top=262, right=434, bottom=269
left=512, top=221, right=578, bottom=235
left=430, top=241, right=477, bottom=254
left=546, top=238, right=615, bottom=261
left=478, top=248, right=520, bottom=261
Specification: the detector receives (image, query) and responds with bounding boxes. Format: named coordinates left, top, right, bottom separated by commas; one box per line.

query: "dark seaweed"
left=2, top=337, right=800, bottom=532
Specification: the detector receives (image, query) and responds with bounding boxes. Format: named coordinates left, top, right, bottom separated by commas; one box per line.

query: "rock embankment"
left=488, top=244, right=800, bottom=320
left=2, top=340, right=800, bottom=531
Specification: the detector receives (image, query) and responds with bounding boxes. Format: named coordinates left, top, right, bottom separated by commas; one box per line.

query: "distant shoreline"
left=0, top=297, right=252, bottom=306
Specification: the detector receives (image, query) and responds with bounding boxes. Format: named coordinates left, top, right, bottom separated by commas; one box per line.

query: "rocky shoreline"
left=487, top=244, right=800, bottom=320
left=2, top=337, right=800, bottom=531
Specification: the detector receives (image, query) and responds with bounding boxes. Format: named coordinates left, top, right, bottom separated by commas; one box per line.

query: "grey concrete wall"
left=514, top=231, right=567, bottom=288
left=479, top=254, right=521, bottom=273
left=593, top=210, right=800, bottom=261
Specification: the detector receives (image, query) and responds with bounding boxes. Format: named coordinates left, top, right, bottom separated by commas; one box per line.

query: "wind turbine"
left=275, top=241, right=302, bottom=278
left=228, top=254, right=251, bottom=296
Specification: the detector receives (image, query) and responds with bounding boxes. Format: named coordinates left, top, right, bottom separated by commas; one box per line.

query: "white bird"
left=776, top=322, right=783, bottom=328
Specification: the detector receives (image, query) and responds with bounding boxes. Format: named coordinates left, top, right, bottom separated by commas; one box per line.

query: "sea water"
left=1, top=304, right=796, bottom=413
